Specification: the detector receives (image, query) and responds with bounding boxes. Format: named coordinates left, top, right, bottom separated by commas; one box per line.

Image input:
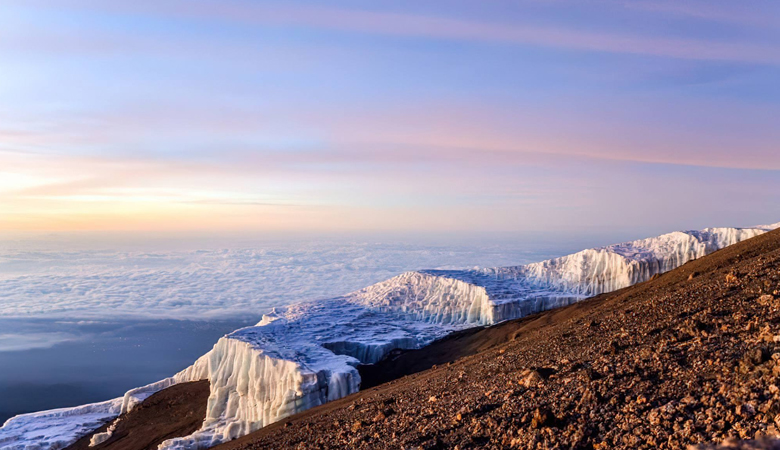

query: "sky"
left=1, top=0, right=779, bottom=235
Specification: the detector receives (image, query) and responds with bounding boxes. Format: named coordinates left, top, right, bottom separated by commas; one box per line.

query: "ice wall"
left=159, top=334, right=359, bottom=449
left=2, top=224, right=776, bottom=450
left=494, top=227, right=767, bottom=297
left=350, top=271, right=495, bottom=326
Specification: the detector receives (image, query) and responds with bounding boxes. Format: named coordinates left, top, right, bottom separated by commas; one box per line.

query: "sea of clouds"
left=0, top=236, right=581, bottom=321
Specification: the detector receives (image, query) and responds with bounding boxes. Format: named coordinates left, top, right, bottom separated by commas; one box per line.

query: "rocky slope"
left=210, top=227, right=780, bottom=449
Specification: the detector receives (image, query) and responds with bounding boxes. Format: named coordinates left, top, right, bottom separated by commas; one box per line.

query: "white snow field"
left=2, top=224, right=778, bottom=450
left=0, top=399, right=123, bottom=450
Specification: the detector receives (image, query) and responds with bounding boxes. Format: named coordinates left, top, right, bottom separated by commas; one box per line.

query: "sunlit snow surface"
left=2, top=224, right=778, bottom=450
left=0, top=399, right=122, bottom=450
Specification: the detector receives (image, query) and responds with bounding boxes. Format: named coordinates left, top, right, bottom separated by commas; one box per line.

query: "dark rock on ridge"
left=65, top=380, right=209, bottom=450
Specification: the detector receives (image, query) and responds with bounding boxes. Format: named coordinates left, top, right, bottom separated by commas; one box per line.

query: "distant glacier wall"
left=506, top=227, right=767, bottom=297
left=2, top=223, right=777, bottom=450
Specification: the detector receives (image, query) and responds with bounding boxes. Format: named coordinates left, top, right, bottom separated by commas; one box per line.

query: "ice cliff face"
left=2, top=224, right=777, bottom=450
left=155, top=335, right=344, bottom=449
left=350, top=271, right=495, bottom=326
left=511, top=228, right=767, bottom=297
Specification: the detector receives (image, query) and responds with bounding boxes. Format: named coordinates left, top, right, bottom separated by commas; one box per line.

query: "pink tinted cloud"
left=302, top=99, right=780, bottom=171
left=5, top=95, right=779, bottom=174
left=12, top=0, right=780, bottom=64
left=77, top=95, right=780, bottom=172
left=239, top=5, right=779, bottom=64
left=616, top=0, right=777, bottom=28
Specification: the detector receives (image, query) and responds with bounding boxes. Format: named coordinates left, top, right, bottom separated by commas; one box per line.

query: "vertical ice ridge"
left=158, top=336, right=347, bottom=450
left=349, top=271, right=495, bottom=326
left=498, top=227, right=767, bottom=298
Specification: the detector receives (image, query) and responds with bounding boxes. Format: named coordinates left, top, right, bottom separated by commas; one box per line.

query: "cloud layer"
left=0, top=239, right=568, bottom=320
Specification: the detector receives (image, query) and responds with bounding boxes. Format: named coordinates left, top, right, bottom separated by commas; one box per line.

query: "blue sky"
left=1, top=0, right=778, bottom=234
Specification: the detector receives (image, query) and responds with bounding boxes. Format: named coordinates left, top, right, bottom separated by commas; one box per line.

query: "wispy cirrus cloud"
left=8, top=0, right=780, bottom=64
left=615, top=0, right=779, bottom=28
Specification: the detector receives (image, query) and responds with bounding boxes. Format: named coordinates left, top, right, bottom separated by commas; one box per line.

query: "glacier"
left=0, top=399, right=122, bottom=450
left=2, top=224, right=778, bottom=450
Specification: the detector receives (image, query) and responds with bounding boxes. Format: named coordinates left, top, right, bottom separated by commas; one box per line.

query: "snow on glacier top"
left=0, top=399, right=122, bottom=450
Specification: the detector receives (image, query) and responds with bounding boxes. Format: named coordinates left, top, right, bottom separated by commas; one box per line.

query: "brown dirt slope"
left=694, top=437, right=780, bottom=449
left=65, top=380, right=210, bottom=450
left=213, top=227, right=780, bottom=450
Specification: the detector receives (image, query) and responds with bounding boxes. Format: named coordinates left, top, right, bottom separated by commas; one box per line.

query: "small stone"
left=519, top=369, right=543, bottom=388
left=647, top=409, right=661, bottom=426
left=530, top=408, right=555, bottom=429
left=579, top=388, right=598, bottom=406
left=744, top=348, right=768, bottom=367
left=737, top=403, right=756, bottom=419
